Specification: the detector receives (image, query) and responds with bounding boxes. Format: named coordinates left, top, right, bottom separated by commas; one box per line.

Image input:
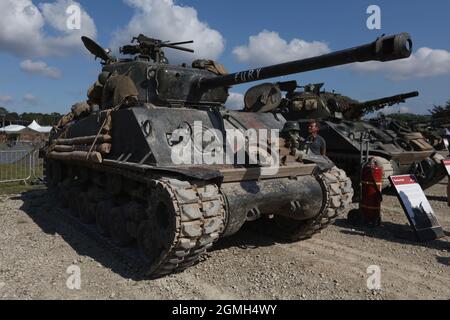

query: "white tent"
left=0, top=124, right=26, bottom=133
left=27, top=120, right=52, bottom=133
left=27, top=120, right=41, bottom=131
left=0, top=120, right=52, bottom=134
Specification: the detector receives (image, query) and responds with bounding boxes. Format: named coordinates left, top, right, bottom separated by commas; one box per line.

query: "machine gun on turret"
left=120, top=34, right=194, bottom=64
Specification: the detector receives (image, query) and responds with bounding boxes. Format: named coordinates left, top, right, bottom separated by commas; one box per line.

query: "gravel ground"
left=0, top=178, right=448, bottom=300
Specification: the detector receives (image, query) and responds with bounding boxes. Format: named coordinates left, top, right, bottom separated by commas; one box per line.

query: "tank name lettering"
left=256, top=68, right=262, bottom=79
left=248, top=70, right=254, bottom=80
left=234, top=69, right=262, bottom=83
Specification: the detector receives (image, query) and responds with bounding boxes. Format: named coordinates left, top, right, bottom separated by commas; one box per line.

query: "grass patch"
left=0, top=159, right=45, bottom=195
left=0, top=182, right=45, bottom=195
left=0, top=156, right=44, bottom=187
left=0, top=163, right=33, bottom=182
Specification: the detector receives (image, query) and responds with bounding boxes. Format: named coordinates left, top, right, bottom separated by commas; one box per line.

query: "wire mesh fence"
left=0, top=150, right=43, bottom=184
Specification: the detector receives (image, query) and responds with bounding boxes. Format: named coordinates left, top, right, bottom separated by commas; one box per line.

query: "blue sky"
left=0, top=0, right=449, bottom=115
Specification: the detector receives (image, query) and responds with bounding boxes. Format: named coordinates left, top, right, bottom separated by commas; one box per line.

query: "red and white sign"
left=390, top=175, right=434, bottom=222
left=443, top=159, right=450, bottom=178
left=389, top=175, right=443, bottom=241
left=390, top=175, right=419, bottom=186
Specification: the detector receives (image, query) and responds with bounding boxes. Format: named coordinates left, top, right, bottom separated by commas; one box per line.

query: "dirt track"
left=0, top=179, right=449, bottom=300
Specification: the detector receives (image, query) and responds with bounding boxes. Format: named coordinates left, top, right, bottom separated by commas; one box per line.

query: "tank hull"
left=45, top=105, right=353, bottom=277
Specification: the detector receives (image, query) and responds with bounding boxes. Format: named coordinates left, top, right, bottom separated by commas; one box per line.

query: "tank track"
left=315, top=167, right=354, bottom=232
left=46, top=160, right=225, bottom=278
left=355, top=155, right=445, bottom=191
left=419, top=153, right=447, bottom=190
left=45, top=160, right=353, bottom=274
left=138, top=179, right=225, bottom=277
left=256, top=166, right=353, bottom=241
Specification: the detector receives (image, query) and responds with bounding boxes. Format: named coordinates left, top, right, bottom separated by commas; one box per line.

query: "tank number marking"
left=234, top=68, right=262, bottom=83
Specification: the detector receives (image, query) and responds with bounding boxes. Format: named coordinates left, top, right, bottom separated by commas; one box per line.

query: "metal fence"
left=0, top=150, right=43, bottom=184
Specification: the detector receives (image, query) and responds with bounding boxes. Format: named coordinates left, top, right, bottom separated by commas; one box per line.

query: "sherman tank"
left=244, top=81, right=446, bottom=190
left=44, top=33, right=411, bottom=277
left=413, top=123, right=449, bottom=151
left=417, top=122, right=450, bottom=152
left=369, top=117, right=449, bottom=152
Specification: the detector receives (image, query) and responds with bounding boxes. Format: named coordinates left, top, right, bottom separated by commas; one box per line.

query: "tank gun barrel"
left=355, top=91, right=419, bottom=109
left=343, top=91, right=419, bottom=119
left=198, top=33, right=412, bottom=90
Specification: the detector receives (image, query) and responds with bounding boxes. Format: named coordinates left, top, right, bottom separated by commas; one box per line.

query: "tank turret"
left=81, top=33, right=412, bottom=109
left=244, top=79, right=418, bottom=121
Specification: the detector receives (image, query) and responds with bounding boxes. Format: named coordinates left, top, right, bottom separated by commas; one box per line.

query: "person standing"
left=445, top=128, right=450, bottom=155
left=447, top=178, right=450, bottom=207
left=307, top=120, right=327, bottom=156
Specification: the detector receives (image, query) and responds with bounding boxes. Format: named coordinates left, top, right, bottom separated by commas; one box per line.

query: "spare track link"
left=420, top=153, right=446, bottom=190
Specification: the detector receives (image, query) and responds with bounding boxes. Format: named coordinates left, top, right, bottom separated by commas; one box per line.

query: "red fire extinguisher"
left=360, top=158, right=383, bottom=226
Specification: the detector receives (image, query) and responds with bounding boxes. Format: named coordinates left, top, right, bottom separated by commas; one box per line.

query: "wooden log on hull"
left=53, top=143, right=111, bottom=154
left=48, top=151, right=103, bottom=163
left=54, top=134, right=112, bottom=146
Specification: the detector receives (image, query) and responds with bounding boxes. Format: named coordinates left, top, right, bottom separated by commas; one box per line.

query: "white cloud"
left=0, top=96, right=14, bottom=104
left=23, top=93, right=38, bottom=105
left=20, top=59, right=62, bottom=79
left=0, top=0, right=96, bottom=57
left=353, top=47, right=450, bottom=80
left=110, top=0, right=225, bottom=63
left=233, top=30, right=330, bottom=66
left=400, top=106, right=410, bottom=113
left=225, top=92, right=244, bottom=110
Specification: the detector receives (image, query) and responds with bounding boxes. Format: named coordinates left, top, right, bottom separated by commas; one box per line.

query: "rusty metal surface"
left=389, top=151, right=434, bottom=163
left=220, top=164, right=316, bottom=183
left=102, top=159, right=222, bottom=181
left=221, top=174, right=323, bottom=237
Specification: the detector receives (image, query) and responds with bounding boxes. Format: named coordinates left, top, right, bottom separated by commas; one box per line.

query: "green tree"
left=8, top=112, right=19, bottom=120
left=0, top=106, right=62, bottom=126
left=429, top=100, right=450, bottom=120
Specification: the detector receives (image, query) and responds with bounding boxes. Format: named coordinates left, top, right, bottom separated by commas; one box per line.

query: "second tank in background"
left=243, top=81, right=446, bottom=190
